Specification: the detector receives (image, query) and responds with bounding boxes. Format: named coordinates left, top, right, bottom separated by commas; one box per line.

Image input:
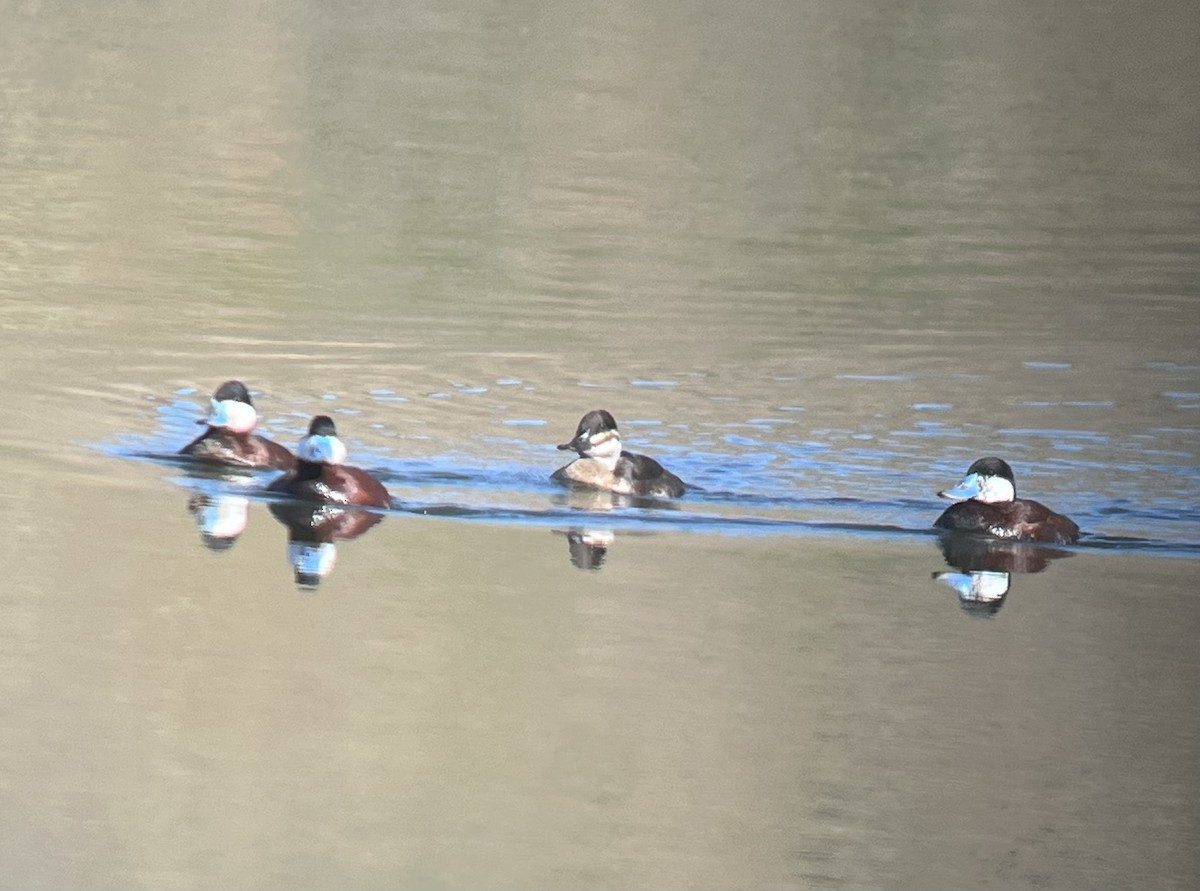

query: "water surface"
left=2, top=0, right=1198, bottom=888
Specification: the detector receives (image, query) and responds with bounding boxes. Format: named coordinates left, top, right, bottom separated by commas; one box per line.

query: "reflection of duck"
left=187, top=492, right=250, bottom=551
left=936, top=531, right=1074, bottom=574
left=179, top=380, right=295, bottom=470
left=267, top=415, right=391, bottom=509
left=551, top=485, right=682, bottom=513
left=934, top=457, right=1080, bottom=544
left=557, top=528, right=615, bottom=571
left=932, top=531, right=1074, bottom=616
left=269, top=500, right=383, bottom=588
left=552, top=410, right=686, bottom=498
left=933, top=570, right=1011, bottom=616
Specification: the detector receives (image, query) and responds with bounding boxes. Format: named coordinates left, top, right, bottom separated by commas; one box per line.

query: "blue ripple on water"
left=118, top=391, right=1200, bottom=556
left=998, top=428, right=1110, bottom=442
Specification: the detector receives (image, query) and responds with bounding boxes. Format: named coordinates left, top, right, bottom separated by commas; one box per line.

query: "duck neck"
left=295, top=460, right=326, bottom=482
left=587, top=434, right=623, bottom=472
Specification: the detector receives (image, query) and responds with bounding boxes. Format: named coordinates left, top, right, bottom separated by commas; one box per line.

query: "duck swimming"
left=934, top=456, right=1080, bottom=544
left=179, top=380, right=295, bottom=470
left=267, top=415, right=391, bottom=509
left=551, top=409, right=686, bottom=498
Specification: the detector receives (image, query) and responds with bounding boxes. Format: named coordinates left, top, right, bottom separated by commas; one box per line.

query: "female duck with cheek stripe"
left=551, top=409, right=686, bottom=499
left=934, top=456, right=1079, bottom=544
left=267, top=415, right=391, bottom=509
left=179, top=380, right=295, bottom=470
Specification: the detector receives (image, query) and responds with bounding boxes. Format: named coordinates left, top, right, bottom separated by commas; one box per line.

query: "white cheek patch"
left=207, top=398, right=258, bottom=434
left=978, top=476, right=1015, bottom=504
left=298, top=434, right=348, bottom=465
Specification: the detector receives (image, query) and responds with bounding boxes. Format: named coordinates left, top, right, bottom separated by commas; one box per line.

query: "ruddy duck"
left=551, top=409, right=686, bottom=498
left=179, top=380, right=295, bottom=470
left=266, top=415, right=391, bottom=509
left=934, top=456, right=1080, bottom=544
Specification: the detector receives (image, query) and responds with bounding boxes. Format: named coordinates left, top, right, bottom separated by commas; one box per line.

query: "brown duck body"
left=181, top=428, right=295, bottom=470
left=552, top=451, right=686, bottom=499
left=934, top=498, right=1079, bottom=544
left=267, top=461, right=391, bottom=509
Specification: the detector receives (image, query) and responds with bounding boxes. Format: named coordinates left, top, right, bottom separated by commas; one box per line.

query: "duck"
left=266, top=415, right=391, bottom=509
left=551, top=409, right=686, bottom=498
left=934, top=456, right=1080, bottom=544
left=179, top=380, right=295, bottom=470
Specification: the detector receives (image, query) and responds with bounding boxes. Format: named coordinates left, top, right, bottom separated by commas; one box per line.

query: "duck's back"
left=617, top=451, right=686, bottom=498
left=269, top=463, right=389, bottom=509
left=935, top=499, right=1078, bottom=544
left=182, top=429, right=294, bottom=470
left=323, top=465, right=391, bottom=508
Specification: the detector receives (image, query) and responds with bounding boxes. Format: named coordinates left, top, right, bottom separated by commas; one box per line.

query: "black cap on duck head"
left=202, top=380, right=259, bottom=432
left=212, top=380, right=253, bottom=405
left=965, top=457, right=1015, bottom=483
left=307, top=415, right=338, bottom=437
left=557, top=409, right=619, bottom=454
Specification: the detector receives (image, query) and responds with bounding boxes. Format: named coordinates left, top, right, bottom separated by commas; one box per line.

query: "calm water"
left=2, top=0, right=1199, bottom=888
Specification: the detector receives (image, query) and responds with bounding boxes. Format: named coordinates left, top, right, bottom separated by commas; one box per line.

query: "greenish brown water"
left=2, top=0, right=1198, bottom=888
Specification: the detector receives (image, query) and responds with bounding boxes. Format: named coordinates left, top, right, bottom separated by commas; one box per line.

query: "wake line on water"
left=110, top=445, right=1200, bottom=558
left=383, top=501, right=1200, bottom=556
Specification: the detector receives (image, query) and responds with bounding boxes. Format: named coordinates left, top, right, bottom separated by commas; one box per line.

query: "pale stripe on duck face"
left=581, top=429, right=622, bottom=470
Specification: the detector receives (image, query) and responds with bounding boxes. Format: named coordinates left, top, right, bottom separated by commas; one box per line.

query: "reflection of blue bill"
left=934, top=570, right=1010, bottom=604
